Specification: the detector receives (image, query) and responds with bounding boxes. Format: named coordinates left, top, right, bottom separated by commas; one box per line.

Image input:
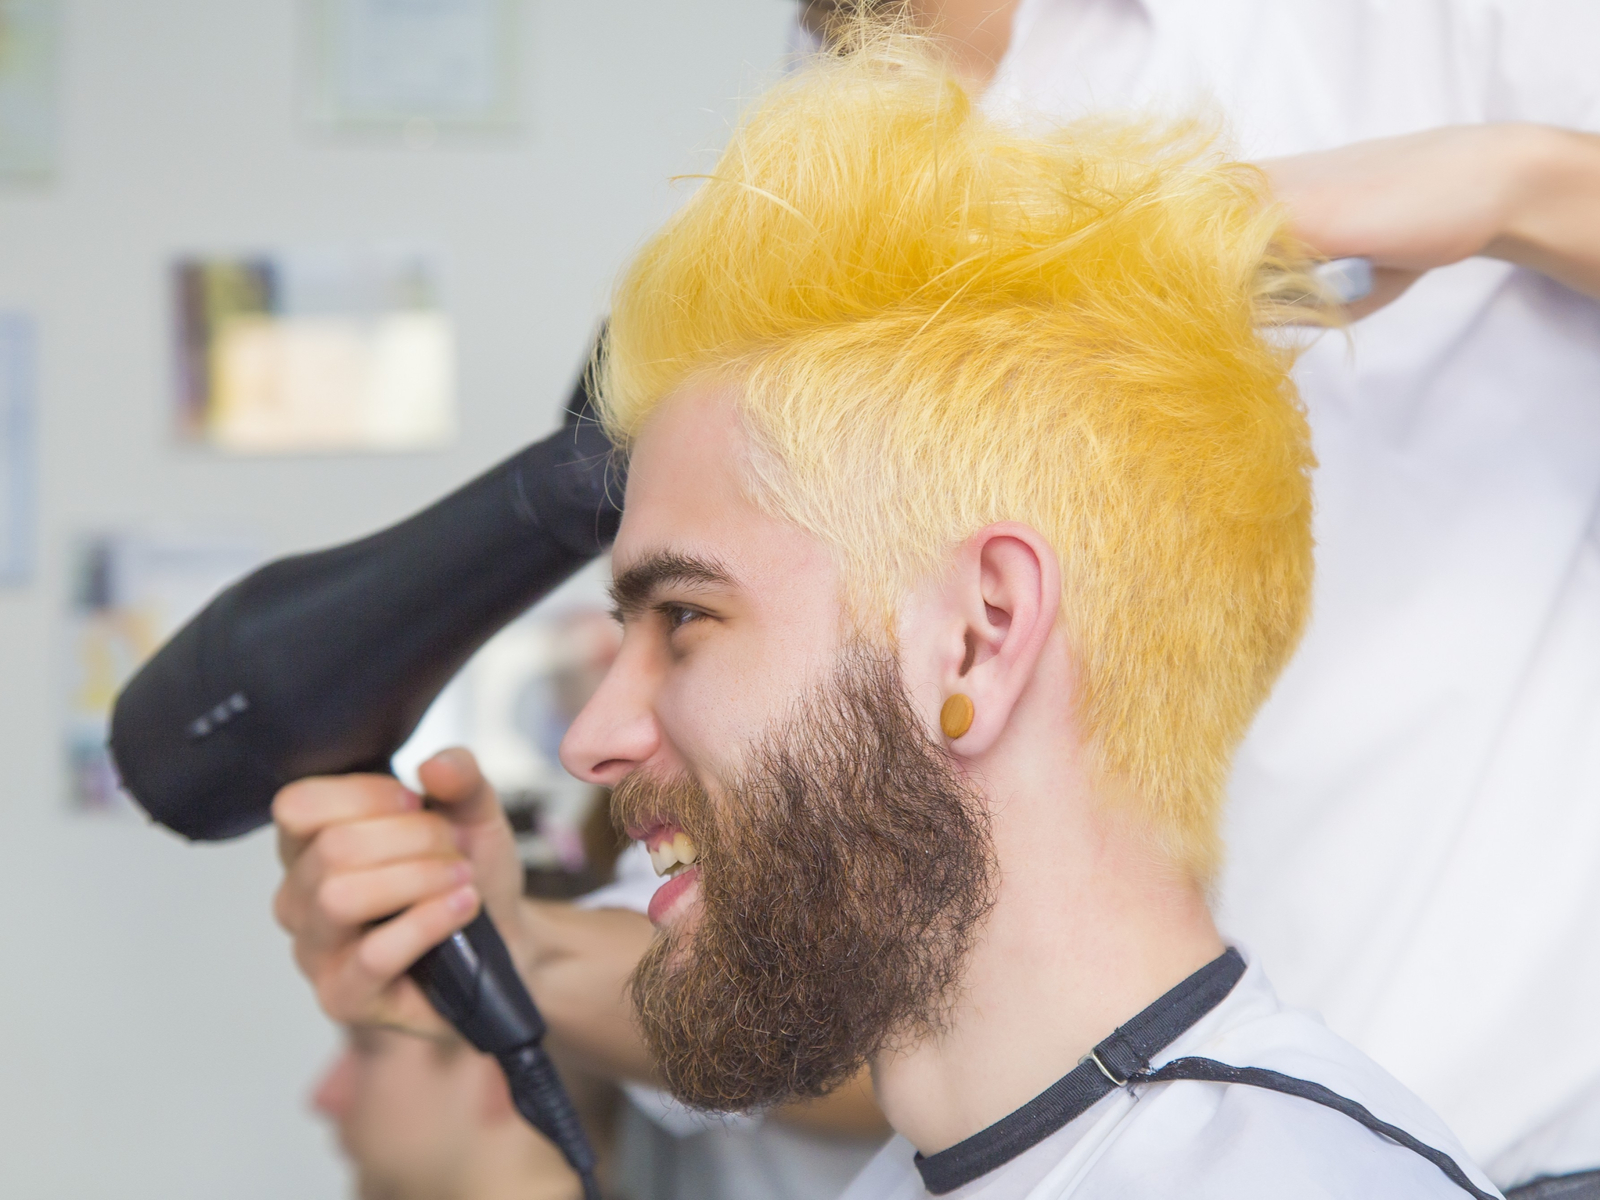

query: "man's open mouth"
left=629, top=820, right=701, bottom=879
left=627, top=821, right=704, bottom=926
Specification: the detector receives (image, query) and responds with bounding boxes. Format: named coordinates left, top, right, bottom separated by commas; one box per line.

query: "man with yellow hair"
left=591, top=27, right=1502, bottom=1193
left=273, top=28, right=1502, bottom=1200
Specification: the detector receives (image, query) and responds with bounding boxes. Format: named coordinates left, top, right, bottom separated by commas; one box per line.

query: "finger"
left=317, top=858, right=476, bottom=927
left=312, top=812, right=465, bottom=873
left=300, top=886, right=479, bottom=1021
left=310, top=969, right=447, bottom=1035
left=275, top=812, right=462, bottom=941
left=273, top=876, right=310, bottom=937
left=274, top=774, right=421, bottom=849
left=349, top=885, right=480, bottom=989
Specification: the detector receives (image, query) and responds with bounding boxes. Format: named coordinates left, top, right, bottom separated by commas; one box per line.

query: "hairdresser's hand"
left=272, top=748, right=527, bottom=1035
left=1263, top=123, right=1600, bottom=317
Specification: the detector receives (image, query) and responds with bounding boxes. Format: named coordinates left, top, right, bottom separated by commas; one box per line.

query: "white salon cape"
left=836, top=949, right=1500, bottom=1200
left=579, top=843, right=885, bottom=1200
left=977, top=0, right=1600, bottom=1187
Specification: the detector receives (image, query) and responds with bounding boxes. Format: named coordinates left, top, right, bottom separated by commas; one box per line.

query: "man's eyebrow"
left=609, top=551, right=736, bottom=616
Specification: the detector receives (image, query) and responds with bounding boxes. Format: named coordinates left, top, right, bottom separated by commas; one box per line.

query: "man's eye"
left=660, top=604, right=704, bottom=632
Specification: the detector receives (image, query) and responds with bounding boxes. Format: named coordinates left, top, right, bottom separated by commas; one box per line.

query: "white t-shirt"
left=579, top=842, right=886, bottom=1200
left=987, top=1, right=1600, bottom=1184
left=837, top=950, right=1501, bottom=1200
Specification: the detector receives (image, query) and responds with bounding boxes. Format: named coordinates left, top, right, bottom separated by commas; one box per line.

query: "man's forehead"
left=625, top=385, right=748, bottom=487
left=614, top=386, right=758, bottom=562
left=612, top=383, right=840, bottom=610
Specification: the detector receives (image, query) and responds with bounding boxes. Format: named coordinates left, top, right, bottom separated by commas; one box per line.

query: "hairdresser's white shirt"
left=837, top=950, right=1498, bottom=1200
left=579, top=844, right=884, bottom=1200
left=985, top=0, right=1600, bottom=1186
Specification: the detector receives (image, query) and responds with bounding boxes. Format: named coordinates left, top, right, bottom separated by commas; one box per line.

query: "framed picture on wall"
left=303, top=0, right=521, bottom=138
left=0, top=0, right=63, bottom=178
left=172, top=247, right=457, bottom=454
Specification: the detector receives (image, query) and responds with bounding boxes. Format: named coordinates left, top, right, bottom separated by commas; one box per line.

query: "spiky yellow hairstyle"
left=599, top=27, right=1317, bottom=880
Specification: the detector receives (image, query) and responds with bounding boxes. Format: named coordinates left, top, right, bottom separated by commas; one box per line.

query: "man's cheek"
left=655, top=705, right=748, bottom=804
left=655, top=675, right=737, bottom=766
left=663, top=635, right=797, bottom=752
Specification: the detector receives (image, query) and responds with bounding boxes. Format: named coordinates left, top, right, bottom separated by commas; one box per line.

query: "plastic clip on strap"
left=914, top=949, right=1496, bottom=1199
left=1077, top=953, right=1494, bottom=1200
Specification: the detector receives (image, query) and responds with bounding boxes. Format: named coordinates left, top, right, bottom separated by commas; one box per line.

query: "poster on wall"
left=0, top=313, right=34, bottom=583
left=173, top=248, right=457, bottom=454
left=305, top=0, right=520, bottom=137
left=0, top=0, right=62, bottom=178
left=64, top=533, right=260, bottom=811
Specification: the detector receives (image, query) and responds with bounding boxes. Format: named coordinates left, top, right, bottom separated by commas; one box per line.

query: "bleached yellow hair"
left=599, top=26, right=1317, bottom=880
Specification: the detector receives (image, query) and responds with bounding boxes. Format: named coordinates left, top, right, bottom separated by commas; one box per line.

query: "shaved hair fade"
left=599, top=19, right=1320, bottom=879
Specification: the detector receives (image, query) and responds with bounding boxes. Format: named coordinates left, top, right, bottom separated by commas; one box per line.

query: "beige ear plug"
left=940, top=693, right=975, bottom=740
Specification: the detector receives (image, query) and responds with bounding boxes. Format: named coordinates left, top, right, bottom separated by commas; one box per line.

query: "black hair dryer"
left=109, top=397, right=620, bottom=1200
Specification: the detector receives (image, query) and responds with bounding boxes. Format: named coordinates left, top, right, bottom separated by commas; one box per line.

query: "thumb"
left=416, top=747, right=502, bottom=829
left=416, top=748, right=524, bottom=930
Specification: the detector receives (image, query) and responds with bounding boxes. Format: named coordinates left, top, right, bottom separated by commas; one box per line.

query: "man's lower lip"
left=647, top=865, right=700, bottom=926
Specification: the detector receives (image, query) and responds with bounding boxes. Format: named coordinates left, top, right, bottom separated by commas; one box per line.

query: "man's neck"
left=871, top=761, right=1225, bottom=1155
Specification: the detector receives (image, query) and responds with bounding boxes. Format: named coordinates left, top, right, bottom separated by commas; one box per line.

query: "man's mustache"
left=609, top=769, right=716, bottom=854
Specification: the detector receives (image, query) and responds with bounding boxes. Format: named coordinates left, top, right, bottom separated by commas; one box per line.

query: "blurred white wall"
left=0, top=2, right=793, bottom=1195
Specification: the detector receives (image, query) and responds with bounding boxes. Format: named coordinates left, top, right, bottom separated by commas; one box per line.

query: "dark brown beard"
left=610, top=647, right=997, bottom=1112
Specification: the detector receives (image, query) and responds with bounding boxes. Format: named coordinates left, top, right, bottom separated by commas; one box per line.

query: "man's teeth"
left=648, top=832, right=700, bottom=878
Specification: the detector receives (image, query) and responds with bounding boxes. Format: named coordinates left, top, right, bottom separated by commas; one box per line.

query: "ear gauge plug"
left=940, top=694, right=975, bottom=740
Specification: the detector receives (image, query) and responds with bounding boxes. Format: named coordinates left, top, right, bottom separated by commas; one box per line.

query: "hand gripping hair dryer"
left=109, top=375, right=621, bottom=1200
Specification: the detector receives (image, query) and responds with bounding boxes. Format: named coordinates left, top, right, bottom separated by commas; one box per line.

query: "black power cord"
left=411, top=910, right=602, bottom=1199
left=500, top=1043, right=602, bottom=1200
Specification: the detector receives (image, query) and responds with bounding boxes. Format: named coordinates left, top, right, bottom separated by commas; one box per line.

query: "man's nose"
left=311, top=1049, right=355, bottom=1119
left=560, top=634, right=663, bottom=786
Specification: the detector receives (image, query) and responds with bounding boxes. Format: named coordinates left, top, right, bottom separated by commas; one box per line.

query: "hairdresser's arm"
left=1264, top=123, right=1600, bottom=315
left=515, top=897, right=656, bottom=1079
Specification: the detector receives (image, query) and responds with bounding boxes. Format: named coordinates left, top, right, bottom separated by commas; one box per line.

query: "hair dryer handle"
left=411, top=906, right=601, bottom=1197
left=409, top=906, right=547, bottom=1054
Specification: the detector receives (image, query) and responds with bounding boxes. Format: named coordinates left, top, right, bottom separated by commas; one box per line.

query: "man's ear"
left=931, top=522, right=1060, bottom=756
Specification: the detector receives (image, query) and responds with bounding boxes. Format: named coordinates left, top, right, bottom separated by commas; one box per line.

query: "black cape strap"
left=913, top=946, right=1492, bottom=1199
left=1138, top=1058, right=1498, bottom=1200
left=914, top=947, right=1246, bottom=1193
left=1504, top=1169, right=1600, bottom=1200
